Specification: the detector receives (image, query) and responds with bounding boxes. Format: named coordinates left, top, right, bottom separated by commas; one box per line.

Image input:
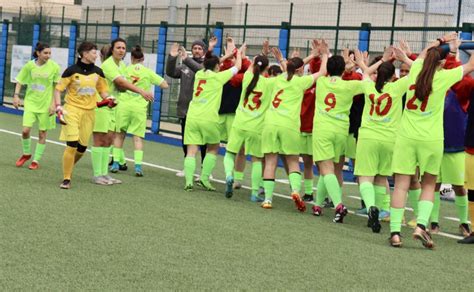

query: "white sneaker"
left=102, top=175, right=122, bottom=184
left=92, top=176, right=112, bottom=185
left=176, top=170, right=185, bottom=177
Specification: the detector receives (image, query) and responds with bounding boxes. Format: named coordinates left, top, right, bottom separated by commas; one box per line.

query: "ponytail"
left=375, top=61, right=395, bottom=93
left=286, top=57, right=304, bottom=81
left=415, top=47, right=447, bottom=101
left=131, top=44, right=144, bottom=60
left=245, top=55, right=269, bottom=99
left=33, top=42, right=50, bottom=58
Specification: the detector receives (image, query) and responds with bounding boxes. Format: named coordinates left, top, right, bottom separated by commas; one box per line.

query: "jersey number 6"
left=272, top=89, right=284, bottom=108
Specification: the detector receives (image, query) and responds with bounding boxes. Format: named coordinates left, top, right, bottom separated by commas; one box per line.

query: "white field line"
left=0, top=128, right=464, bottom=240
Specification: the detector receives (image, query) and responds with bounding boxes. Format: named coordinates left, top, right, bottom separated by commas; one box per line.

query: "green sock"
left=430, top=191, right=441, bottom=223
left=251, top=161, right=262, bottom=195
left=234, top=170, right=244, bottom=182
left=91, top=147, right=103, bottom=177
left=315, top=177, right=327, bottom=207
left=263, top=179, right=275, bottom=201
left=184, top=157, right=196, bottom=186
left=134, top=150, right=143, bottom=165
left=455, top=195, right=469, bottom=224
left=113, top=147, right=122, bottom=163
left=417, top=200, right=434, bottom=228
left=22, top=138, right=31, bottom=155
left=33, top=143, right=46, bottom=162
left=102, top=147, right=111, bottom=176
left=390, top=207, right=405, bottom=233
left=360, top=182, right=375, bottom=210
left=324, top=174, right=342, bottom=206
left=119, top=148, right=126, bottom=164
left=223, top=152, right=236, bottom=178
left=374, top=185, right=386, bottom=210
left=289, top=172, right=302, bottom=194
left=201, top=153, right=217, bottom=181
left=408, top=189, right=421, bottom=216
left=382, top=192, right=391, bottom=212
left=304, top=179, right=313, bottom=195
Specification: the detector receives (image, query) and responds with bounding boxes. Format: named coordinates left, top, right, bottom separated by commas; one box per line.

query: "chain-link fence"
left=1, top=0, right=474, bottom=131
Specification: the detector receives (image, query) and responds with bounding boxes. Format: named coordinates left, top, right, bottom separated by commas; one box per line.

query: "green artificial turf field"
left=0, top=111, right=471, bottom=290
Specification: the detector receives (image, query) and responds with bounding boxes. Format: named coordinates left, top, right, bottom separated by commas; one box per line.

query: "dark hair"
left=268, top=65, right=283, bottom=77
left=100, top=45, right=110, bottom=62
left=107, top=37, right=127, bottom=59
left=327, top=55, right=345, bottom=76
left=77, top=41, right=98, bottom=58
left=203, top=51, right=220, bottom=71
left=286, top=57, right=304, bottom=81
left=369, top=55, right=383, bottom=66
left=415, top=47, right=448, bottom=101
left=33, top=42, right=50, bottom=58
left=375, top=62, right=395, bottom=93
left=131, top=45, right=144, bottom=60
left=245, top=55, right=269, bottom=100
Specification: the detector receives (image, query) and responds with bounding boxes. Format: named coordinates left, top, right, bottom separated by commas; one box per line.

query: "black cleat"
left=333, top=204, right=348, bottom=223
left=322, top=197, right=334, bottom=208
left=368, top=206, right=381, bottom=233
left=119, top=163, right=128, bottom=171
left=458, top=233, right=474, bottom=244
left=303, top=194, right=314, bottom=202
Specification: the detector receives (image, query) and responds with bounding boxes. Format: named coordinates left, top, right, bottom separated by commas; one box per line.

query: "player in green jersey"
left=92, top=38, right=153, bottom=185
left=352, top=48, right=411, bottom=233
left=223, top=55, right=270, bottom=201
left=13, top=42, right=61, bottom=170
left=115, top=45, right=169, bottom=177
left=389, top=33, right=474, bottom=248
left=183, top=44, right=244, bottom=191
left=261, top=41, right=329, bottom=211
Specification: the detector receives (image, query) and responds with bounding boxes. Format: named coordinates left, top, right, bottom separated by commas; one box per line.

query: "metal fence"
left=1, top=0, right=474, bottom=132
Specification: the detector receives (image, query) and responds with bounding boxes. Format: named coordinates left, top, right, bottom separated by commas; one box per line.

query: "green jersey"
left=313, top=76, right=365, bottom=135
left=358, top=76, right=409, bottom=142
left=232, top=72, right=271, bottom=133
left=101, top=57, right=127, bottom=101
left=187, top=68, right=236, bottom=123
left=15, top=59, right=60, bottom=113
left=264, top=74, right=314, bottom=131
left=122, top=63, right=164, bottom=111
left=400, top=59, right=463, bottom=141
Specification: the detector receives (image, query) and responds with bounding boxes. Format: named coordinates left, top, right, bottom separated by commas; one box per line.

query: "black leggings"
left=180, top=117, right=206, bottom=163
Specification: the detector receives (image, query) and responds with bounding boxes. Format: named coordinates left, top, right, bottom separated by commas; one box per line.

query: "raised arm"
left=165, top=43, right=182, bottom=78
left=312, top=39, right=329, bottom=80
left=418, top=32, right=457, bottom=60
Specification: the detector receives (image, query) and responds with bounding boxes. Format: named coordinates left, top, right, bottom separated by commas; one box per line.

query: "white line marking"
left=0, top=128, right=464, bottom=240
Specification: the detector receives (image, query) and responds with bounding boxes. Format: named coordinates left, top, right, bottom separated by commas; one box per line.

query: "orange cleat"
left=16, top=154, right=32, bottom=167
left=291, top=193, right=306, bottom=212
left=28, top=161, right=39, bottom=170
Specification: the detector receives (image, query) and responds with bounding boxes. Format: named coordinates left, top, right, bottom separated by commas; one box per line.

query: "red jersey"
left=300, top=84, right=316, bottom=133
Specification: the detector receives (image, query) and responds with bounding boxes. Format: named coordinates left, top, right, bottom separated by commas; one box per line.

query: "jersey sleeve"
left=102, top=60, right=122, bottom=82
left=440, top=66, right=463, bottom=89
left=53, top=63, right=61, bottom=83
left=96, top=76, right=109, bottom=95
left=216, top=69, right=234, bottom=85
left=55, top=76, right=72, bottom=92
left=299, top=75, right=315, bottom=91
left=393, top=76, right=410, bottom=97
left=348, top=80, right=365, bottom=96
left=150, top=69, right=165, bottom=86
left=15, top=62, right=32, bottom=85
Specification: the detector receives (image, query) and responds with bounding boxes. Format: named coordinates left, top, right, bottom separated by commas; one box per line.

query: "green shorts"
left=345, top=133, right=357, bottom=159
left=312, top=130, right=346, bottom=162
left=218, top=113, right=235, bottom=142
left=437, top=152, right=465, bottom=185
left=261, top=126, right=300, bottom=155
left=300, top=132, right=312, bottom=155
left=392, top=136, right=443, bottom=176
left=22, top=110, right=56, bottom=131
left=93, top=107, right=115, bottom=133
left=116, top=107, right=147, bottom=138
left=184, top=118, right=220, bottom=145
left=354, top=138, right=394, bottom=177
left=226, top=127, right=263, bottom=158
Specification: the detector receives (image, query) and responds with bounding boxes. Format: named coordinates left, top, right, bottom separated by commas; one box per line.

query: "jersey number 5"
left=195, top=80, right=207, bottom=97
